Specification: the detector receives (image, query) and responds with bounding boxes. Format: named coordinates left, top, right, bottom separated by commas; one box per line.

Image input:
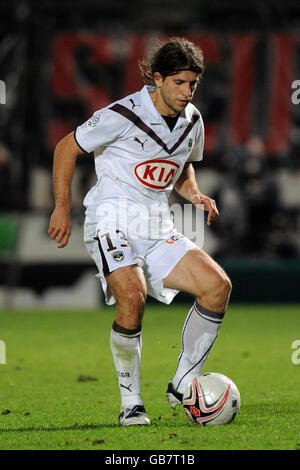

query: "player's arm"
left=174, top=162, right=219, bottom=226
left=48, top=131, right=84, bottom=248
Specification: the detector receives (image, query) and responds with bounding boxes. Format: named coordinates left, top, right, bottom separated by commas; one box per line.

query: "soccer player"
left=48, top=37, right=232, bottom=426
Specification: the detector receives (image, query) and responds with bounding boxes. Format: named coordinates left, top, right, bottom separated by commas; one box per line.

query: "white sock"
left=110, top=328, right=143, bottom=409
left=172, top=301, right=225, bottom=394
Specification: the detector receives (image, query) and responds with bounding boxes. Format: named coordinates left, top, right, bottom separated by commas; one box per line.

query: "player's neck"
left=149, top=90, right=178, bottom=117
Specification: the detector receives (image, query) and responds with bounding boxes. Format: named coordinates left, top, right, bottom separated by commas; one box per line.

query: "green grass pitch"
left=0, top=303, right=299, bottom=450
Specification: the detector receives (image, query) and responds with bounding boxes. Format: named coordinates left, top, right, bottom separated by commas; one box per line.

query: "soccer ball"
left=182, top=372, right=241, bottom=425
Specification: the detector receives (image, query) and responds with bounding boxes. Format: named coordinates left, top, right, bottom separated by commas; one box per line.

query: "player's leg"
left=108, top=264, right=147, bottom=330
left=84, top=223, right=150, bottom=425
left=164, top=248, right=231, bottom=312
left=107, top=266, right=150, bottom=426
left=164, top=248, right=232, bottom=406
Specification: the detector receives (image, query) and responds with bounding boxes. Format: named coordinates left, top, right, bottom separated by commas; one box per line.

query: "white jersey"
left=75, top=85, right=204, bottom=239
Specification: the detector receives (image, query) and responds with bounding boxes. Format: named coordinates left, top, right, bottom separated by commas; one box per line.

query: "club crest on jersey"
left=134, top=159, right=180, bottom=189
left=112, top=251, right=124, bottom=262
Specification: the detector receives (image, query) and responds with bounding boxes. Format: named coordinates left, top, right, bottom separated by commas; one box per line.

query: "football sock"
left=172, top=301, right=225, bottom=394
left=110, top=321, right=143, bottom=408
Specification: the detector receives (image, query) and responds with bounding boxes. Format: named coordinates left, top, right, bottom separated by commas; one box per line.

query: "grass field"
left=0, top=303, right=299, bottom=450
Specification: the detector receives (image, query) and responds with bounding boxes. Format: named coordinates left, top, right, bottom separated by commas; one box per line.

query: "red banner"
left=49, top=33, right=297, bottom=155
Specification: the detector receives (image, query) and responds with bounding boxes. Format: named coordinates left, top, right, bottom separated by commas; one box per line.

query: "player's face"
left=153, top=70, right=200, bottom=116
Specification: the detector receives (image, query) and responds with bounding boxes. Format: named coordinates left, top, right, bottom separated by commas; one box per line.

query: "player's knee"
left=213, top=271, right=232, bottom=300
left=127, top=287, right=147, bottom=311
left=221, top=273, right=232, bottom=297
left=118, top=285, right=147, bottom=313
left=198, top=269, right=232, bottom=309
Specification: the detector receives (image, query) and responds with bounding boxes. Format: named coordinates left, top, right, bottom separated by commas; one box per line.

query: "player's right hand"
left=48, top=207, right=72, bottom=248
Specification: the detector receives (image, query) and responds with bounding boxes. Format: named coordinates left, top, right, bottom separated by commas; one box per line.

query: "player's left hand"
left=191, top=193, right=219, bottom=226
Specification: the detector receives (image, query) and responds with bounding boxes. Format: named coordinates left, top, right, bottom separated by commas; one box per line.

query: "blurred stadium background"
left=0, top=0, right=300, bottom=309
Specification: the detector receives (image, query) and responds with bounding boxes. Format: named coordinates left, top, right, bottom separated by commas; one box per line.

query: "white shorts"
left=84, top=220, right=199, bottom=305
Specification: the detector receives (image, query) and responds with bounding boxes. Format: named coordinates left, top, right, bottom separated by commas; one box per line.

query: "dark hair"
left=139, top=37, right=204, bottom=86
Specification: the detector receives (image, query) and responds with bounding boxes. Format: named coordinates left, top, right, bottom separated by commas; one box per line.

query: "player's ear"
left=153, top=72, right=164, bottom=88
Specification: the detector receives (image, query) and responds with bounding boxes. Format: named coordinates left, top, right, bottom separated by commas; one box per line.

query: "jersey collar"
left=141, top=85, right=193, bottom=128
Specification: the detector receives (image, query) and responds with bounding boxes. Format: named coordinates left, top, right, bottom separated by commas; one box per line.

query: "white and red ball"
left=183, top=372, right=241, bottom=425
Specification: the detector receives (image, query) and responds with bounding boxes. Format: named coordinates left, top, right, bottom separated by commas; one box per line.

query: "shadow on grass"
left=0, top=420, right=194, bottom=433
left=0, top=423, right=118, bottom=433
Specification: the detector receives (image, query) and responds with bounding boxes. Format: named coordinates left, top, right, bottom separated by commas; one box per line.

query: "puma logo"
left=134, top=137, right=148, bottom=150
left=129, top=99, right=141, bottom=110
left=120, top=383, right=133, bottom=392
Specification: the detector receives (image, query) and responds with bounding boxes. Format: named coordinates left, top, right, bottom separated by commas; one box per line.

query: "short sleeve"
left=74, top=107, right=129, bottom=154
left=187, top=114, right=204, bottom=162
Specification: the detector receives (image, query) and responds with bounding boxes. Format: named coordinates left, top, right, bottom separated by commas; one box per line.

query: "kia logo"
left=134, top=159, right=180, bottom=189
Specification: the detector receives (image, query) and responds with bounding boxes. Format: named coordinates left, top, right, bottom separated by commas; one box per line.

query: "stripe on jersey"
left=109, top=104, right=199, bottom=155
left=94, top=236, right=110, bottom=278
